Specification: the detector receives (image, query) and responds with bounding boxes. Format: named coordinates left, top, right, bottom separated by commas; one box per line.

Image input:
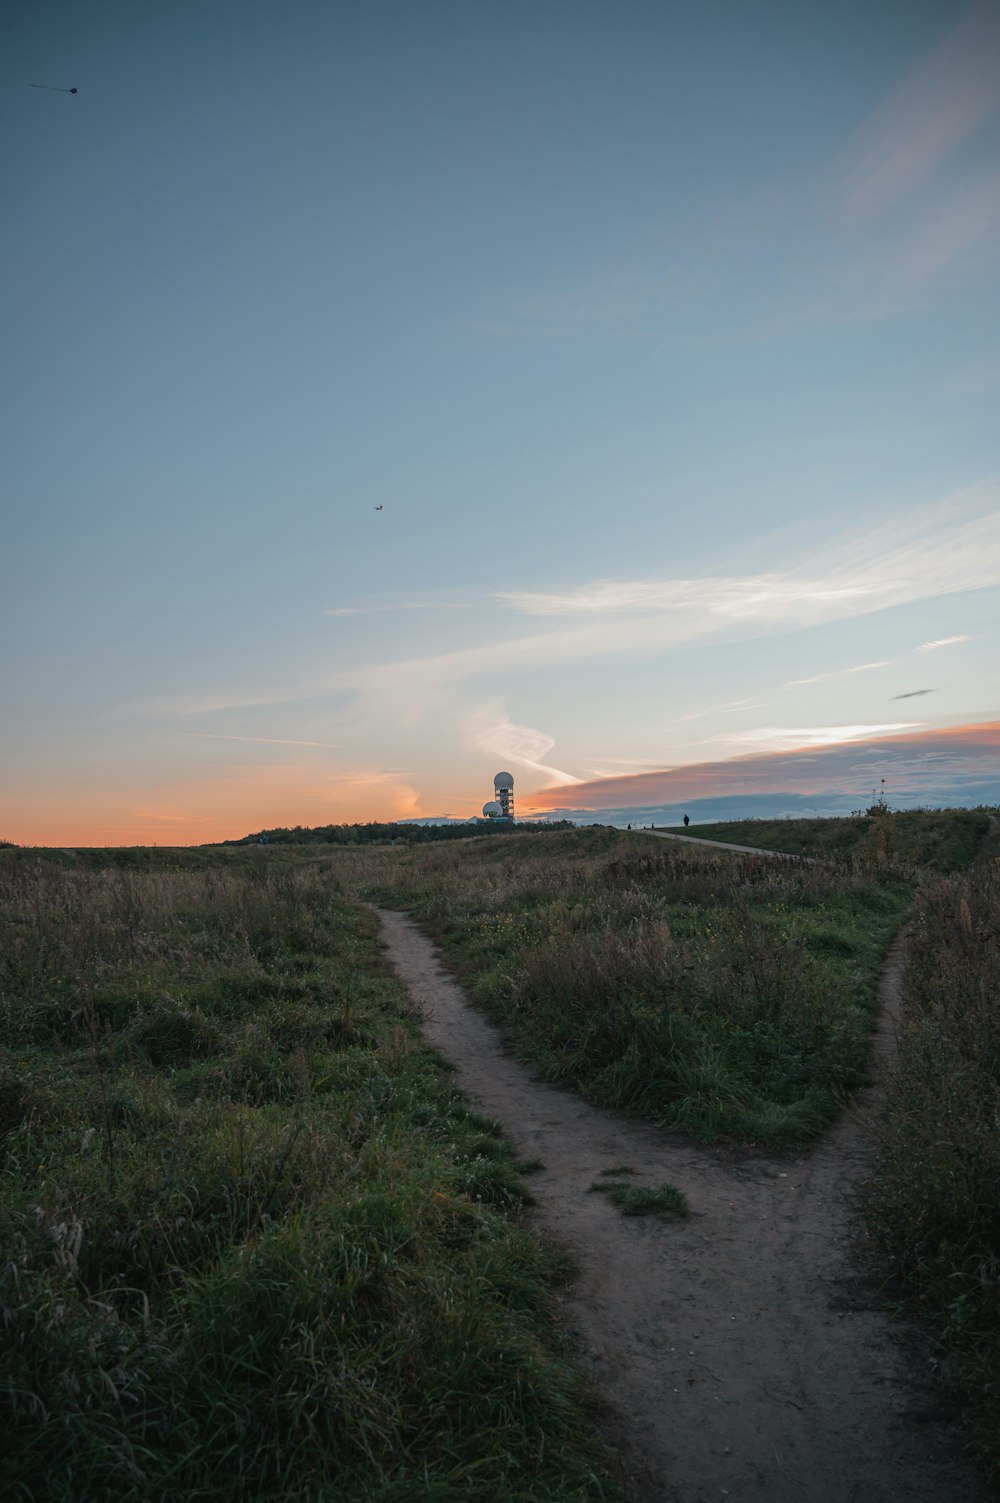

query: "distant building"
left=477, top=772, right=515, bottom=824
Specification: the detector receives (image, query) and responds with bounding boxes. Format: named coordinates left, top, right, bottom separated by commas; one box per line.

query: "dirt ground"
left=375, top=881, right=981, bottom=1502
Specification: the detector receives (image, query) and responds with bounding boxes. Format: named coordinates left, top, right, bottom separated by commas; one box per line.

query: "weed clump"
left=589, top=1179, right=689, bottom=1217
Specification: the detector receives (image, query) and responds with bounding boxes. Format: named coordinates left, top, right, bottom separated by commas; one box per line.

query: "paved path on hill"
left=374, top=896, right=980, bottom=1503
left=632, top=828, right=806, bottom=858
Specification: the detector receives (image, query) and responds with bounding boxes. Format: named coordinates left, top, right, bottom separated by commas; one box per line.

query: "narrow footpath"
left=375, top=903, right=980, bottom=1503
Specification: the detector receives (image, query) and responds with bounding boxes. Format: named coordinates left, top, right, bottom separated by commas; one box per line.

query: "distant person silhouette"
left=683, top=815, right=690, bottom=827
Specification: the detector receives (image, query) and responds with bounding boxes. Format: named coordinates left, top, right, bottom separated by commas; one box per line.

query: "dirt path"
left=375, top=909, right=980, bottom=1503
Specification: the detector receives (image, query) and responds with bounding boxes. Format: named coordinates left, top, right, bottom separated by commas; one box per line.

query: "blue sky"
left=3, top=0, right=998, bottom=842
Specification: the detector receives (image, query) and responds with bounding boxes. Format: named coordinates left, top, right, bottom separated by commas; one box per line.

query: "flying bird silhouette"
left=374, top=505, right=383, bottom=511
left=30, top=83, right=78, bottom=93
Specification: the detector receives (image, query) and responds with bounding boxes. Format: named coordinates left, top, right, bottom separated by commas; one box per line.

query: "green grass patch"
left=664, top=807, right=996, bottom=872
left=0, top=857, right=619, bottom=1502
left=337, top=828, right=912, bottom=1147
left=589, top=1180, right=688, bottom=1218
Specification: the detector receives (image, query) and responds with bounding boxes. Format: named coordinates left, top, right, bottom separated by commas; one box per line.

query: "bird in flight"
left=374, top=505, right=383, bottom=511
left=30, top=83, right=78, bottom=93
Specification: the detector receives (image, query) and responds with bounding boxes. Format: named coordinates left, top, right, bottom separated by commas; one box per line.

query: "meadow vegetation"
left=863, top=853, right=1000, bottom=1485
left=671, top=806, right=996, bottom=872
left=342, top=827, right=913, bottom=1145
left=4, top=807, right=996, bottom=1491
left=339, top=812, right=999, bottom=1478
left=0, top=852, right=618, bottom=1502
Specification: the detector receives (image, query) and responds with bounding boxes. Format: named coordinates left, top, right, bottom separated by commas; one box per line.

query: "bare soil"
left=375, top=885, right=981, bottom=1502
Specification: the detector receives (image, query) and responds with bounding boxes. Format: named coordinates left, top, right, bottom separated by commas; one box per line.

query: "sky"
left=3, top=0, right=999, bottom=844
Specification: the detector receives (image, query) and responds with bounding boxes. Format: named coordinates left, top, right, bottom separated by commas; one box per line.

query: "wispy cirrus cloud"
left=817, top=4, right=1000, bottom=318
left=133, top=483, right=999, bottom=719
left=704, top=723, right=924, bottom=754
left=786, top=661, right=892, bottom=688
left=462, top=702, right=581, bottom=786
left=496, top=483, right=1000, bottom=632
left=919, top=634, right=973, bottom=651
left=837, top=2, right=1000, bottom=220
left=180, top=733, right=339, bottom=749
left=496, top=578, right=879, bottom=620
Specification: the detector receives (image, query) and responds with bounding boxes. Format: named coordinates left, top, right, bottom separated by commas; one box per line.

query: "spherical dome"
left=482, top=801, right=502, bottom=817
left=493, top=771, right=514, bottom=791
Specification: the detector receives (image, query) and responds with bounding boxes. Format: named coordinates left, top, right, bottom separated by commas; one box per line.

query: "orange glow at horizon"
left=4, top=762, right=435, bottom=847
left=6, top=721, right=998, bottom=847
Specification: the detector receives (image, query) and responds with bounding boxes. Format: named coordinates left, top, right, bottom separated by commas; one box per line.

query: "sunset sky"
left=4, top=0, right=999, bottom=845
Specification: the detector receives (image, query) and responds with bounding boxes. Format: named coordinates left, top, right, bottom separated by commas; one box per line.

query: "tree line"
left=215, top=820, right=574, bottom=847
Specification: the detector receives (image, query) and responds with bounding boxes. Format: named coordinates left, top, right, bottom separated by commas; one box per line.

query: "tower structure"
left=494, top=771, right=514, bottom=820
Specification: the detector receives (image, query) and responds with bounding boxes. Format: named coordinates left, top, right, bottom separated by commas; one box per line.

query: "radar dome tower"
left=493, top=771, right=515, bottom=820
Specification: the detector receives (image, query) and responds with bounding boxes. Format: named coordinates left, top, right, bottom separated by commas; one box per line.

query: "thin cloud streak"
left=837, top=3, right=1000, bottom=219
left=180, top=733, right=340, bottom=749
left=498, top=483, right=1000, bottom=622
left=786, top=661, right=892, bottom=687
left=330, top=486, right=1000, bottom=700
left=880, top=168, right=1000, bottom=312
left=590, top=757, right=668, bottom=769
left=705, top=723, right=924, bottom=753
left=133, top=483, right=999, bottom=719
left=496, top=579, right=879, bottom=619
left=919, top=635, right=973, bottom=651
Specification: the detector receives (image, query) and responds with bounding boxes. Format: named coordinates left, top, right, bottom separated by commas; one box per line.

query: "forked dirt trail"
left=375, top=903, right=980, bottom=1503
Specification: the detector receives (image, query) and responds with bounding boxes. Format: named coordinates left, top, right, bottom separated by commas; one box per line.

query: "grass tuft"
left=589, top=1180, right=689, bottom=1217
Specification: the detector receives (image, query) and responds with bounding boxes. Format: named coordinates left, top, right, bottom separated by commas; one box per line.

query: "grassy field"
left=664, top=807, right=996, bottom=871
left=4, top=810, right=996, bottom=1492
left=0, top=853, right=619, bottom=1502
left=342, top=827, right=914, bottom=1145
left=336, top=812, right=999, bottom=1479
